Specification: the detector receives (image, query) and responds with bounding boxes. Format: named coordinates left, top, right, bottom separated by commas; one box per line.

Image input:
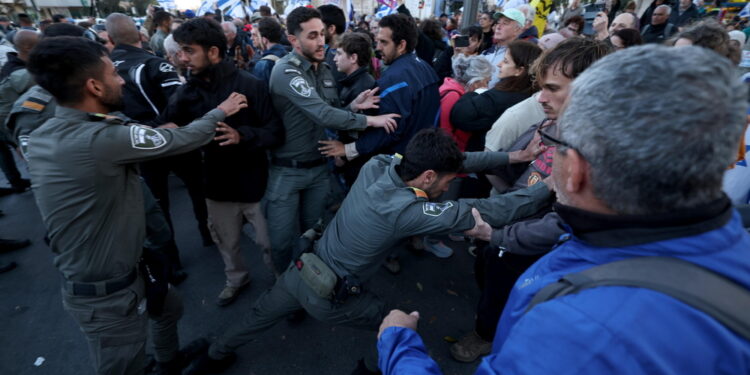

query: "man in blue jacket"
left=376, top=45, right=750, bottom=374
left=319, top=13, right=440, bottom=163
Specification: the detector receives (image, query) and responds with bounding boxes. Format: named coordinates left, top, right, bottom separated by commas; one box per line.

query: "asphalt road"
left=0, top=158, right=485, bottom=375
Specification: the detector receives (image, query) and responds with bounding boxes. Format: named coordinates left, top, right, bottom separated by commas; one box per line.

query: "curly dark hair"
left=379, top=14, right=418, bottom=53
left=173, top=18, right=228, bottom=58
left=287, top=7, right=321, bottom=36
left=421, top=19, right=444, bottom=42
left=27, top=36, right=108, bottom=105
left=612, top=28, right=643, bottom=48
left=398, top=128, right=465, bottom=181
left=564, top=15, right=585, bottom=35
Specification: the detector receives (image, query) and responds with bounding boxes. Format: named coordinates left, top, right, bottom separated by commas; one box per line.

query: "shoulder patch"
left=285, top=69, right=302, bottom=74
left=158, top=62, right=176, bottom=73
left=409, top=187, right=428, bottom=199
left=422, top=201, right=454, bottom=217
left=289, top=76, right=312, bottom=97
left=18, top=135, right=29, bottom=159
left=21, top=100, right=45, bottom=112
left=130, top=125, right=167, bottom=150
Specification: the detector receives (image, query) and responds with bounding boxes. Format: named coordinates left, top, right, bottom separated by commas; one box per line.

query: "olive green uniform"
left=28, top=106, right=226, bottom=375
left=207, top=152, right=552, bottom=368
left=266, top=51, right=368, bottom=273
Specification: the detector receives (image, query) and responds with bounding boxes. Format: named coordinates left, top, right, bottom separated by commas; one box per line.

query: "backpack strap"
left=525, top=256, right=750, bottom=341
left=261, top=54, right=281, bottom=62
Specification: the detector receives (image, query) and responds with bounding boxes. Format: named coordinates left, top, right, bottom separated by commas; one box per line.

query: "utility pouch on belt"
left=297, top=252, right=338, bottom=299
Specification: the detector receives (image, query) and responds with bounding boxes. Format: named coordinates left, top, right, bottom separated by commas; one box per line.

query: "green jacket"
left=316, top=152, right=553, bottom=282
left=28, top=106, right=225, bottom=282
left=268, top=51, right=367, bottom=162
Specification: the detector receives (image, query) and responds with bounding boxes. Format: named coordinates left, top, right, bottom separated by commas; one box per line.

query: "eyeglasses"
left=539, top=128, right=575, bottom=150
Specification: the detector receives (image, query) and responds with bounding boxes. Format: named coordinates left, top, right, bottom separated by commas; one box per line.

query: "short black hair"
left=18, top=13, right=32, bottom=25
left=153, top=11, right=173, bottom=27
left=462, top=26, right=483, bottom=41
left=27, top=36, right=108, bottom=105
left=257, top=17, right=282, bottom=43
left=339, top=32, right=372, bottom=68
left=379, top=14, right=418, bottom=53
left=52, top=14, right=66, bottom=23
left=318, top=4, right=345, bottom=35
left=173, top=18, right=227, bottom=58
left=398, top=129, right=465, bottom=181
left=43, top=23, right=86, bottom=37
left=287, top=7, right=321, bottom=36
left=259, top=5, right=272, bottom=17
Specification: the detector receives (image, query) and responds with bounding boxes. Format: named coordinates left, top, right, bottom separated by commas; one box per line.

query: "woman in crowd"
left=674, top=20, right=741, bottom=64
left=450, top=40, right=542, bottom=153
left=611, top=28, right=643, bottom=49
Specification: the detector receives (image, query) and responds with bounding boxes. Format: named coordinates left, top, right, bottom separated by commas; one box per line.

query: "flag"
left=197, top=0, right=216, bottom=15
left=217, top=0, right=241, bottom=11
left=284, top=0, right=312, bottom=16
left=376, top=0, right=397, bottom=8
left=375, top=4, right=396, bottom=18
left=496, top=0, right=505, bottom=9
left=348, top=0, right=355, bottom=22
left=249, top=0, right=273, bottom=13
left=158, top=0, right=177, bottom=10
left=530, top=0, right=552, bottom=34
left=740, top=3, right=750, bottom=18
left=226, top=1, right=246, bottom=18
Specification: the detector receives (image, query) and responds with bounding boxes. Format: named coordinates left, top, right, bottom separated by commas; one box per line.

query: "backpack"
left=525, top=256, right=750, bottom=341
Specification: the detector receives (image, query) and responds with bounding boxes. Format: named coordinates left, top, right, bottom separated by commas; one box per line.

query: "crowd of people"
left=1, top=0, right=750, bottom=374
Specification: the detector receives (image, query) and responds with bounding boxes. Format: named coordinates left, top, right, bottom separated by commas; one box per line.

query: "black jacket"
left=111, top=44, right=182, bottom=122
left=337, top=66, right=376, bottom=108
left=450, top=89, right=529, bottom=152
left=160, top=60, right=284, bottom=203
left=0, top=52, right=24, bottom=80
left=671, top=4, right=700, bottom=27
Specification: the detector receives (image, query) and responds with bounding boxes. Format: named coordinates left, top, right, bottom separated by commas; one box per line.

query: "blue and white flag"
left=158, top=0, right=177, bottom=10
left=374, top=4, right=396, bottom=19
left=348, top=0, right=355, bottom=22
left=740, top=3, right=750, bottom=18
left=226, top=1, right=247, bottom=18
left=284, top=0, right=312, bottom=17
left=217, top=0, right=241, bottom=11
left=496, top=0, right=505, bottom=9
left=249, top=0, right=273, bottom=12
left=197, top=0, right=216, bottom=15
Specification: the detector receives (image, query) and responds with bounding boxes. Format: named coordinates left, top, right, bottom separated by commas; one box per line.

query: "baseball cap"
left=493, top=8, right=525, bottom=27
left=184, top=9, right=195, bottom=18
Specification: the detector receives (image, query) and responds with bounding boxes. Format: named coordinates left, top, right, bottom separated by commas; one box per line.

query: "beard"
left=301, top=45, right=325, bottom=63
left=102, top=89, right=124, bottom=113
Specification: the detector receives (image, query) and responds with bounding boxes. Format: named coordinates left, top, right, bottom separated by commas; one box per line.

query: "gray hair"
left=656, top=4, right=672, bottom=15
left=558, top=45, right=746, bottom=214
left=516, top=4, right=536, bottom=26
left=163, top=33, right=180, bottom=58
left=452, top=54, right=494, bottom=86
left=221, top=21, right=237, bottom=34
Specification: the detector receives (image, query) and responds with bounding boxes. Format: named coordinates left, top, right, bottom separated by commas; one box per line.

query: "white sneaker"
left=423, top=236, right=454, bottom=258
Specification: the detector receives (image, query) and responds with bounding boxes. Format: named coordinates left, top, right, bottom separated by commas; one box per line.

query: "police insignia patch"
left=289, top=76, right=312, bottom=97
left=18, top=135, right=29, bottom=159
left=130, top=126, right=167, bottom=150
left=422, top=201, right=454, bottom=216
left=159, top=62, right=176, bottom=73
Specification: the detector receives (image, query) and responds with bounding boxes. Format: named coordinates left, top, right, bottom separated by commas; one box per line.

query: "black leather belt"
left=63, top=268, right=138, bottom=297
left=271, top=157, right=327, bottom=169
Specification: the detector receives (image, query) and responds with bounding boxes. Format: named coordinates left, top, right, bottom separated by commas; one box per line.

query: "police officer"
left=185, top=128, right=551, bottom=374
left=107, top=13, right=214, bottom=250
left=266, top=6, right=400, bottom=274
left=25, top=36, right=247, bottom=375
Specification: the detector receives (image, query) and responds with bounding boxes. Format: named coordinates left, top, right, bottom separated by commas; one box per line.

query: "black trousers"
left=140, top=151, right=209, bottom=240
left=473, top=244, right=543, bottom=341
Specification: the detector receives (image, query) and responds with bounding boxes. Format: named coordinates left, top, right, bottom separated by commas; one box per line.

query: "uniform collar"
left=555, top=197, right=733, bottom=247
left=290, top=51, right=313, bottom=72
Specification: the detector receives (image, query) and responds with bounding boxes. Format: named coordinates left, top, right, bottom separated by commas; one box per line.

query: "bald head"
left=106, top=13, right=141, bottom=46
left=14, top=30, right=39, bottom=60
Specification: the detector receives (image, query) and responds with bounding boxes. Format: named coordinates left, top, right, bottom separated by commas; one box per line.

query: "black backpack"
left=526, top=256, right=750, bottom=341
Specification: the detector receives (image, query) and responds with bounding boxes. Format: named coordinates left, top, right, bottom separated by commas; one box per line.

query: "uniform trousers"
left=209, top=263, right=385, bottom=369
left=62, top=276, right=183, bottom=375
left=206, top=199, right=271, bottom=287
left=264, top=164, right=329, bottom=274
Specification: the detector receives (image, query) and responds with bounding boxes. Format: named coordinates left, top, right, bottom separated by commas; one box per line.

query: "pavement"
left=0, top=157, right=485, bottom=375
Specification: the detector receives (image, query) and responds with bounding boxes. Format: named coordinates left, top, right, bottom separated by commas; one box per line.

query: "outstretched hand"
left=214, top=121, right=240, bottom=146
left=378, top=309, right=420, bottom=340
left=351, top=87, right=381, bottom=112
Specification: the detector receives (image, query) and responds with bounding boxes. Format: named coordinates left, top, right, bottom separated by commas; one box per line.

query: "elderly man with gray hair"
left=220, top=21, right=250, bottom=69
left=377, top=45, right=750, bottom=374
left=641, top=4, right=677, bottom=44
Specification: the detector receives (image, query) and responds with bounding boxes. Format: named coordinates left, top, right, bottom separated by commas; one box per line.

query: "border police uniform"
left=266, top=51, right=369, bottom=273
left=203, top=152, right=552, bottom=369
left=28, top=106, right=226, bottom=375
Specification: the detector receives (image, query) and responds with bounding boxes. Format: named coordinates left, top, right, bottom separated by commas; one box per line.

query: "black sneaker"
left=183, top=352, right=236, bottom=375
left=0, top=238, right=30, bottom=253
left=350, top=359, right=381, bottom=375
